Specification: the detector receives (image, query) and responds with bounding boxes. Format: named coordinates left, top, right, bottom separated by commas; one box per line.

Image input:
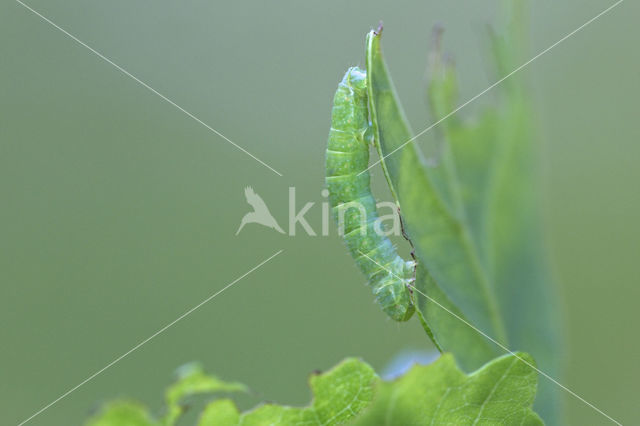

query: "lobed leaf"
left=353, top=353, right=542, bottom=425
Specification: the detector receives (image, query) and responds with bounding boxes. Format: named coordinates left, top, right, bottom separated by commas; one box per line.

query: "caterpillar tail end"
left=374, top=277, right=416, bottom=322
left=382, top=298, right=415, bottom=322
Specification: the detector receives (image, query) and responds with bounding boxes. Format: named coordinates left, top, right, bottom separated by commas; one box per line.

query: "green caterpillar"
left=325, top=67, right=415, bottom=322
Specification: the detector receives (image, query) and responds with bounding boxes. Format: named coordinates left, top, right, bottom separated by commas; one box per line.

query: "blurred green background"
left=1, top=0, right=638, bottom=424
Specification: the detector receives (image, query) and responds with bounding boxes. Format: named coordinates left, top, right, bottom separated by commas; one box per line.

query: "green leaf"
left=352, top=353, right=542, bottom=425
left=198, top=399, right=240, bottom=426
left=238, top=358, right=378, bottom=425
left=164, top=362, right=247, bottom=425
left=366, top=20, right=563, bottom=422
left=86, top=356, right=543, bottom=425
left=85, top=400, right=158, bottom=426
left=428, top=20, right=564, bottom=423
left=365, top=28, right=505, bottom=368
left=197, top=358, right=378, bottom=425
left=194, top=355, right=542, bottom=425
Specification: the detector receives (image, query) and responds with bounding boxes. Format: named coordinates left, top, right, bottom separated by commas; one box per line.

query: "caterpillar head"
left=344, top=67, right=367, bottom=95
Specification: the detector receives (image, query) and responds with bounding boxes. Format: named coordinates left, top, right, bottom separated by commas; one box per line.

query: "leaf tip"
left=374, top=21, right=383, bottom=36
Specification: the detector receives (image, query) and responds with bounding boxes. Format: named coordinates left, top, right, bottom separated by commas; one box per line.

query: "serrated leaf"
left=85, top=400, right=158, bottom=426
left=352, top=353, right=542, bottom=425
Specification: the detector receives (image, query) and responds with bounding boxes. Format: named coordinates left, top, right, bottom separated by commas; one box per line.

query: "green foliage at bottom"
left=86, top=353, right=541, bottom=426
